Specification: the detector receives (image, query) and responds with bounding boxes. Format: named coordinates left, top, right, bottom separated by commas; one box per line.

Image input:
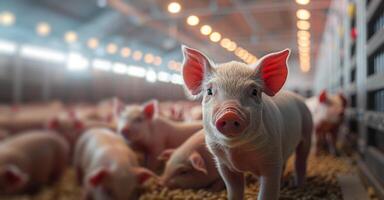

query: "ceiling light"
left=120, top=47, right=131, bottom=57
left=296, top=9, right=311, bottom=20
left=168, top=2, right=181, bottom=14
left=87, top=38, right=99, bottom=49
left=0, top=11, right=15, bottom=26
left=36, top=22, right=50, bottom=36
left=133, top=51, right=143, bottom=61
left=154, top=56, right=162, bottom=66
left=187, top=15, right=199, bottom=26
left=210, top=32, right=221, bottom=42
left=297, top=20, right=310, bottom=30
left=64, top=31, right=77, bottom=43
left=144, top=53, right=155, bottom=64
left=200, top=25, right=212, bottom=35
left=296, top=0, right=310, bottom=5
left=227, top=41, right=237, bottom=51
left=220, top=38, right=231, bottom=48
left=297, top=30, right=310, bottom=38
left=106, top=43, right=118, bottom=54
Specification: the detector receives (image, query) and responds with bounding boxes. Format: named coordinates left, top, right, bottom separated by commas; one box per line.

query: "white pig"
left=306, top=90, right=347, bottom=155
left=74, top=128, right=156, bottom=200
left=159, top=130, right=224, bottom=190
left=180, top=46, right=313, bottom=200
left=114, top=100, right=203, bottom=171
left=0, top=131, right=69, bottom=194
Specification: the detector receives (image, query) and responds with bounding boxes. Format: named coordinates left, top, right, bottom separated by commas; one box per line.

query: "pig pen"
left=0, top=152, right=373, bottom=200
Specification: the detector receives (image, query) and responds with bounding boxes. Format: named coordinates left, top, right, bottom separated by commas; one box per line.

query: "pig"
left=0, top=130, right=69, bottom=194
left=159, top=130, right=224, bottom=190
left=114, top=99, right=203, bottom=171
left=180, top=46, right=313, bottom=200
left=47, top=111, right=116, bottom=151
left=74, top=128, right=156, bottom=200
left=305, top=90, right=347, bottom=155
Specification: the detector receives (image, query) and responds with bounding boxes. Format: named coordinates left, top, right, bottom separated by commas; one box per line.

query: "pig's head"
left=0, top=165, right=28, bottom=194
left=159, top=149, right=209, bottom=189
left=114, top=100, right=158, bottom=143
left=83, top=165, right=155, bottom=200
left=181, top=45, right=290, bottom=146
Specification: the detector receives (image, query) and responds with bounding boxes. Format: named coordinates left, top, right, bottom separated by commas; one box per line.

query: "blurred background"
left=0, top=0, right=328, bottom=104
left=0, top=0, right=384, bottom=199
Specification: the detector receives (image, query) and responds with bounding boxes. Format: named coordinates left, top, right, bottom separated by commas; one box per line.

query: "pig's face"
left=160, top=150, right=209, bottom=189
left=115, top=100, right=157, bottom=143
left=84, top=166, right=155, bottom=200
left=0, top=165, right=28, bottom=194
left=181, top=46, right=290, bottom=146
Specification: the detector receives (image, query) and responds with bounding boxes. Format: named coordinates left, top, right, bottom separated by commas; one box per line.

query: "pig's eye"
left=207, top=88, right=213, bottom=96
left=252, top=89, right=258, bottom=96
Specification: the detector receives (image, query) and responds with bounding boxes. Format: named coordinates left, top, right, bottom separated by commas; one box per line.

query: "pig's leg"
left=208, top=179, right=225, bottom=192
left=328, top=127, right=339, bottom=156
left=258, top=166, right=282, bottom=200
left=217, top=163, right=244, bottom=200
left=294, top=141, right=310, bottom=187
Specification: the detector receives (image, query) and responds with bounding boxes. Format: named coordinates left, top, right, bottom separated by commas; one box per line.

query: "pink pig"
left=159, top=130, right=224, bottom=190
left=74, top=128, right=156, bottom=200
left=0, top=130, right=69, bottom=194
left=305, top=90, right=347, bottom=155
left=181, top=46, right=313, bottom=200
left=114, top=100, right=203, bottom=171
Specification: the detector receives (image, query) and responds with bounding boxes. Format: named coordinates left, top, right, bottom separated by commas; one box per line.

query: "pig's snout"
left=215, top=107, right=248, bottom=137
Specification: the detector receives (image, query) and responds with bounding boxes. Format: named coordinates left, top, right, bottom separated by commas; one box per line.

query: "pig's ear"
left=254, top=49, right=290, bottom=96
left=181, top=45, right=214, bottom=96
left=2, top=165, right=28, bottom=188
left=319, top=90, right=327, bottom=103
left=189, top=151, right=207, bottom=174
left=132, top=167, right=157, bottom=185
left=113, top=98, right=125, bottom=117
left=157, top=149, right=175, bottom=161
left=87, top=167, right=109, bottom=187
left=142, top=100, right=158, bottom=120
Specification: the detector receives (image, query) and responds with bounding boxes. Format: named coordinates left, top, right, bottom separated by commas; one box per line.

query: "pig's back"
left=76, top=128, right=138, bottom=171
left=272, top=91, right=311, bottom=161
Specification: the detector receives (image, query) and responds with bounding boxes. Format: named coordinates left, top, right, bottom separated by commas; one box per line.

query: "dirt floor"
left=0, top=153, right=359, bottom=200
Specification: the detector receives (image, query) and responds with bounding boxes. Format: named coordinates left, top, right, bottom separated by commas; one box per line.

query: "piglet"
left=114, top=100, right=203, bottom=171
left=74, top=128, right=156, bottom=200
left=305, top=90, right=347, bottom=155
left=0, top=130, right=69, bottom=194
left=159, top=130, right=224, bottom=190
left=181, top=46, right=313, bottom=200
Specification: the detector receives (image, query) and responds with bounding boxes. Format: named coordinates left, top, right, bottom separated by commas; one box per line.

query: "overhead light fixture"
left=106, top=43, right=118, bottom=54
left=171, top=74, right=183, bottom=85
left=296, top=9, right=311, bottom=20
left=227, top=41, right=237, bottom=51
left=87, top=38, right=99, bottom=49
left=158, top=71, right=170, bottom=82
left=127, top=65, right=146, bottom=77
left=36, top=22, right=51, bottom=37
left=67, top=53, right=89, bottom=71
left=200, top=25, right=212, bottom=35
left=120, top=47, right=131, bottom=57
left=133, top=51, right=143, bottom=61
left=64, top=31, right=78, bottom=43
left=112, top=62, right=128, bottom=74
left=144, top=53, right=155, bottom=64
left=20, top=45, right=65, bottom=63
left=92, top=58, right=112, bottom=71
left=220, top=38, right=231, bottom=48
left=0, top=40, right=17, bottom=54
left=297, top=30, right=310, bottom=38
left=0, top=11, right=15, bottom=26
left=168, top=2, right=181, bottom=14
left=210, top=32, right=221, bottom=42
left=187, top=15, right=199, bottom=26
left=154, top=56, right=162, bottom=66
left=297, top=20, right=310, bottom=30
left=296, top=0, right=310, bottom=5
left=146, top=69, right=157, bottom=83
